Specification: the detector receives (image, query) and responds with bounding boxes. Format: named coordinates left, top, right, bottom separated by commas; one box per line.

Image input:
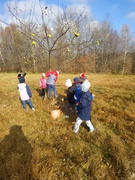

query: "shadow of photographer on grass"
left=0, top=125, right=34, bottom=180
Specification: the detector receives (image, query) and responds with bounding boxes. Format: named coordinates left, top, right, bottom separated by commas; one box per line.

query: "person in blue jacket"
left=74, top=79, right=82, bottom=112
left=73, top=79, right=95, bottom=133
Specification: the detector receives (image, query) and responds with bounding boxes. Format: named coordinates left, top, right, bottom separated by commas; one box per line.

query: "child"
left=73, top=80, right=95, bottom=133
left=46, top=71, right=58, bottom=99
left=39, top=73, right=47, bottom=100
left=17, top=76, right=35, bottom=111
left=64, top=77, right=80, bottom=118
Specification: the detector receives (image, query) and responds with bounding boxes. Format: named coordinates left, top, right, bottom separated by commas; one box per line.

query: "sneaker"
left=89, top=128, right=96, bottom=132
left=55, top=95, right=58, bottom=99
left=42, top=96, right=45, bottom=100
left=73, top=129, right=78, bottom=133
left=64, top=115, right=69, bottom=118
left=32, top=108, right=35, bottom=111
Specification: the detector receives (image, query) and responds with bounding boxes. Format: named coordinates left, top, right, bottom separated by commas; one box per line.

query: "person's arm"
left=23, top=72, right=27, bottom=77
left=26, top=85, right=32, bottom=98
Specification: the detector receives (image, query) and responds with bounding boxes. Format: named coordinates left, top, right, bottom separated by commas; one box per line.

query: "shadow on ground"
left=0, top=125, right=34, bottom=180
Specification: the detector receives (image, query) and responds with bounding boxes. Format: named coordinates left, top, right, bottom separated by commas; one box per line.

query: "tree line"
left=0, top=3, right=135, bottom=74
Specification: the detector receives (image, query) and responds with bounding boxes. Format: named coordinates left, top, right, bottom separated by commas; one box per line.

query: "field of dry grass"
left=0, top=73, right=135, bottom=180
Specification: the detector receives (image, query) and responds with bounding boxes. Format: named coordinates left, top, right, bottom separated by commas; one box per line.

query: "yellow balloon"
left=48, top=34, right=51, bottom=38
left=32, top=41, right=36, bottom=45
left=67, top=47, right=70, bottom=52
left=97, top=41, right=100, bottom=45
left=74, top=32, right=80, bottom=37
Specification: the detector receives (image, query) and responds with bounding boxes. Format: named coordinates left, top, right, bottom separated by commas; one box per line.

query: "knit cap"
left=80, top=73, right=87, bottom=81
left=65, top=79, right=72, bottom=87
left=19, top=77, right=25, bottom=83
left=80, top=73, right=85, bottom=78
left=81, top=79, right=91, bottom=92
left=73, top=77, right=80, bottom=83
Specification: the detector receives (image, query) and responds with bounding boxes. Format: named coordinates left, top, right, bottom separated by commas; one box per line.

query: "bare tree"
left=120, top=25, right=132, bottom=74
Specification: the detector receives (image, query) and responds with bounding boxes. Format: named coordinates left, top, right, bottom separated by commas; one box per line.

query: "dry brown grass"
left=0, top=73, right=135, bottom=180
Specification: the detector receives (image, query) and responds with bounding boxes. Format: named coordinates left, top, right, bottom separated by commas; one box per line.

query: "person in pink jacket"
left=39, top=73, right=47, bottom=100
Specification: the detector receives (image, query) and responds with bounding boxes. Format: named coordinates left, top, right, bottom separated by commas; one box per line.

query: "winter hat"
left=18, top=73, right=22, bottom=78
left=80, top=73, right=87, bottom=81
left=19, top=77, right=25, bottom=83
left=73, top=77, right=80, bottom=83
left=42, top=73, right=45, bottom=77
left=80, top=73, right=85, bottom=78
left=81, top=79, right=91, bottom=92
left=65, top=79, right=72, bottom=87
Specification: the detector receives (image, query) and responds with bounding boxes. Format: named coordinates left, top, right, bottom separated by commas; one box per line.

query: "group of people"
left=63, top=73, right=95, bottom=133
left=39, top=70, right=59, bottom=100
left=17, top=71, right=96, bottom=133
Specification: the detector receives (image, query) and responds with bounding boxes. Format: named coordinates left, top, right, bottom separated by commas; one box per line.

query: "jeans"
left=47, top=84, right=57, bottom=98
left=22, top=99, right=34, bottom=110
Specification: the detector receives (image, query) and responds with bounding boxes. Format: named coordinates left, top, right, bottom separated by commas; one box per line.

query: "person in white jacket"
left=17, top=77, right=35, bottom=111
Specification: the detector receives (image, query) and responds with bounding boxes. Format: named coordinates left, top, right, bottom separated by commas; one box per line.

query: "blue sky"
left=0, top=0, right=135, bottom=34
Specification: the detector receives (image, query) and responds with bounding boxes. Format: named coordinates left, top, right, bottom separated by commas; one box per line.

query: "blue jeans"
left=47, top=84, right=57, bottom=98
left=22, top=99, right=34, bottom=109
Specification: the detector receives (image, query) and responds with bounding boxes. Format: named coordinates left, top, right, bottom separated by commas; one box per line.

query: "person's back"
left=18, top=83, right=30, bottom=101
left=40, top=73, right=47, bottom=89
left=46, top=73, right=57, bottom=99
left=73, top=80, right=95, bottom=133
left=46, top=73, right=56, bottom=85
left=40, top=73, right=47, bottom=99
left=66, top=85, right=76, bottom=104
left=17, top=77, right=35, bottom=111
left=77, top=90, right=93, bottom=120
left=64, top=78, right=80, bottom=118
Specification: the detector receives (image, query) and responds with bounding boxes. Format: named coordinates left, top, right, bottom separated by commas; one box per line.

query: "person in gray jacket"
left=46, top=72, right=57, bottom=99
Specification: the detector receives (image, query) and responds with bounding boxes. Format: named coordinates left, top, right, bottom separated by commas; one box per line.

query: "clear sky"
left=0, top=0, right=135, bottom=34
